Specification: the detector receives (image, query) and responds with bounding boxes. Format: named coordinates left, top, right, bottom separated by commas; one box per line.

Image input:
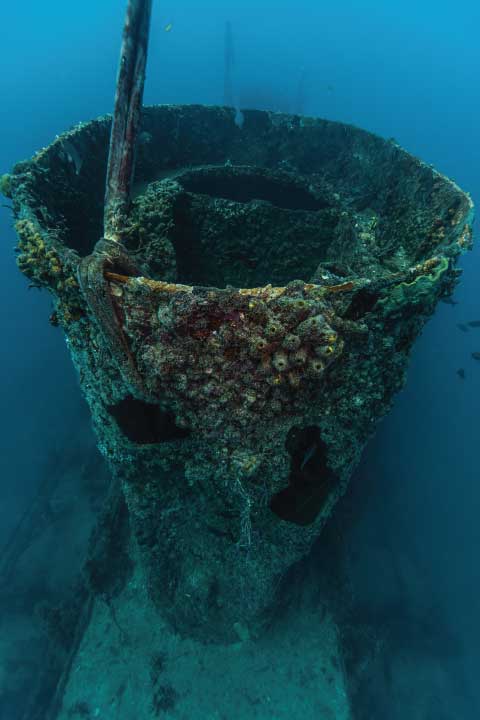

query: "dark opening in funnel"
left=179, top=166, right=327, bottom=211
left=270, top=426, right=337, bottom=526
left=108, top=396, right=190, bottom=444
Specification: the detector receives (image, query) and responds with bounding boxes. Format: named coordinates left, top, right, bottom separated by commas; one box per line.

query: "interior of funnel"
left=17, top=106, right=468, bottom=288
left=128, top=164, right=343, bottom=287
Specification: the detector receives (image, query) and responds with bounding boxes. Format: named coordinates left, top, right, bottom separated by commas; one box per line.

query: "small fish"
left=468, top=320, right=480, bottom=328
left=457, top=323, right=469, bottom=333
left=300, top=442, right=317, bottom=471
left=62, top=140, right=83, bottom=175
left=472, top=352, right=480, bottom=361
left=457, top=368, right=466, bottom=380
left=441, top=297, right=458, bottom=306
left=164, top=22, right=173, bottom=32
left=234, top=108, right=244, bottom=129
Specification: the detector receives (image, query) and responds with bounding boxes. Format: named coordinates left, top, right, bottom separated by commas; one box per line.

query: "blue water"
left=1, top=1, right=479, bottom=718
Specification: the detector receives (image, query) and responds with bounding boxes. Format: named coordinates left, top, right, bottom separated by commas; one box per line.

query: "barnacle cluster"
left=15, top=219, right=83, bottom=325
left=115, top=278, right=344, bottom=439
left=15, top=219, right=63, bottom=286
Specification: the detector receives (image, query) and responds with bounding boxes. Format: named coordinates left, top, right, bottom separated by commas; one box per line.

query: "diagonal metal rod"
left=77, top=0, right=153, bottom=397
left=104, top=0, right=153, bottom=243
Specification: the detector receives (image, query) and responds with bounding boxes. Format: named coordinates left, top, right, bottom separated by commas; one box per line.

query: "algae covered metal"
left=4, top=104, right=473, bottom=640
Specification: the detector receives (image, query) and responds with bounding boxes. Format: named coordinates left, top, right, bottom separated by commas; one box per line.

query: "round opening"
left=14, top=106, right=469, bottom=287
left=131, top=165, right=342, bottom=288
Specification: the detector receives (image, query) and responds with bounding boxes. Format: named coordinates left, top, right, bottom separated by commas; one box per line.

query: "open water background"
left=1, top=1, right=479, bottom=717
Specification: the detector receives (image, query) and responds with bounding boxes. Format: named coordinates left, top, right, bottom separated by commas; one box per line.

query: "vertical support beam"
left=104, top=0, right=153, bottom=243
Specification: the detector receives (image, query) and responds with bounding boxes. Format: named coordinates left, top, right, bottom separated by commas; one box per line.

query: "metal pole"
left=77, top=0, right=153, bottom=396
left=104, top=0, right=153, bottom=243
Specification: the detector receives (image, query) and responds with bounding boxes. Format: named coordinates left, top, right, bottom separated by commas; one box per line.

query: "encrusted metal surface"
left=6, top=104, right=473, bottom=640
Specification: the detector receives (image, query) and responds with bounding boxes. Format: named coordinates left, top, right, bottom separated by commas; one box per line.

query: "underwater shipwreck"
left=1, top=1, right=474, bottom=717
left=7, top=102, right=474, bottom=637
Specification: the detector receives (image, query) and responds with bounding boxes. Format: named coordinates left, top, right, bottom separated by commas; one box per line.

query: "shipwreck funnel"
left=5, top=104, right=473, bottom=640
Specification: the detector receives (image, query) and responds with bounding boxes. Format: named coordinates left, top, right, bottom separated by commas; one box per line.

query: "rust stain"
left=105, top=272, right=361, bottom=300
left=324, top=281, right=356, bottom=293
left=104, top=271, right=130, bottom=283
